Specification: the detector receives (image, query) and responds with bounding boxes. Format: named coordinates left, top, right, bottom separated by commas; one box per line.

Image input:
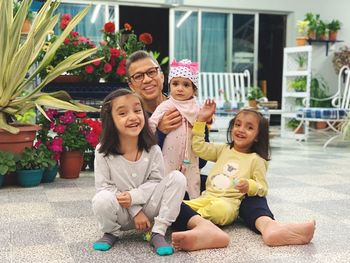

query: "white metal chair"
left=296, top=65, right=350, bottom=147
left=198, top=71, right=251, bottom=131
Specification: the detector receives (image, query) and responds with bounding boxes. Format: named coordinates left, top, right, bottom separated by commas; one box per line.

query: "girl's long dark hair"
left=226, top=108, right=271, bottom=161
left=99, top=88, right=156, bottom=156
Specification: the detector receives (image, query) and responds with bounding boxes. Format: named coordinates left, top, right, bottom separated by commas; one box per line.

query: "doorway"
left=258, top=14, right=286, bottom=124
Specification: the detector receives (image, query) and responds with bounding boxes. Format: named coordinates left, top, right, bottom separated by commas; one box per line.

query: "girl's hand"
left=158, top=108, right=182, bottom=134
left=235, top=179, right=249, bottom=193
left=117, top=192, right=132, bottom=208
left=133, top=211, right=151, bottom=231
left=198, top=99, right=216, bottom=122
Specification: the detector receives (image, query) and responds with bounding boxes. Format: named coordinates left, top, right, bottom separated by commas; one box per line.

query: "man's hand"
left=133, top=210, right=151, bottom=231
left=116, top=192, right=132, bottom=208
left=197, top=99, right=216, bottom=122
left=158, top=108, right=182, bottom=134
left=235, top=179, right=249, bottom=194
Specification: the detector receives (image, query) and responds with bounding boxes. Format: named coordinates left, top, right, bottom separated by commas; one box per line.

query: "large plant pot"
left=59, top=151, right=84, bottom=179
left=17, top=169, right=43, bottom=187
left=0, top=124, right=41, bottom=155
left=42, top=165, right=59, bottom=183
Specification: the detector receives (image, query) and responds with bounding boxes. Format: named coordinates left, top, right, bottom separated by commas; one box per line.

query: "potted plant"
left=287, top=118, right=303, bottom=134
left=304, top=12, right=320, bottom=40
left=0, top=151, right=17, bottom=187
left=81, top=118, right=102, bottom=170
left=0, top=0, right=99, bottom=155
left=296, top=20, right=309, bottom=46
left=328, top=19, right=341, bottom=41
left=37, top=109, right=92, bottom=179
left=16, top=145, right=55, bottom=187
left=295, top=54, right=307, bottom=70
left=289, top=76, right=307, bottom=92
left=316, top=20, right=328, bottom=40
left=341, top=113, right=350, bottom=141
left=81, top=22, right=154, bottom=82
left=37, top=13, right=97, bottom=82
left=13, top=0, right=35, bottom=33
left=310, top=77, right=331, bottom=129
left=247, top=86, right=264, bottom=108
left=33, top=141, right=59, bottom=183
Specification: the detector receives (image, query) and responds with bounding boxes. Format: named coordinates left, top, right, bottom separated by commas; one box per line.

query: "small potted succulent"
left=0, top=151, right=17, bottom=187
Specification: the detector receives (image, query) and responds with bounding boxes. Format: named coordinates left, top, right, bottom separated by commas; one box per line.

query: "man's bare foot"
left=260, top=219, right=316, bottom=246
left=171, top=215, right=229, bottom=251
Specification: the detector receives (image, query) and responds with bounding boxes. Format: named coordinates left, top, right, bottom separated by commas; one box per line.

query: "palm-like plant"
left=0, top=0, right=99, bottom=134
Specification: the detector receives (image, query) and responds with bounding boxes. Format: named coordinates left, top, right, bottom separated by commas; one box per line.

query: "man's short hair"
left=126, top=50, right=160, bottom=77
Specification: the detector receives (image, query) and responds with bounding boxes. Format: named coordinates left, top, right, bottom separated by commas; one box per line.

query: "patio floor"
left=1, top=130, right=350, bottom=263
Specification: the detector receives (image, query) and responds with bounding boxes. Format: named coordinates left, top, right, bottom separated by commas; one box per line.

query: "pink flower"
left=61, top=14, right=72, bottom=21
left=60, top=20, right=70, bottom=30
left=53, top=124, right=66, bottom=133
left=78, top=36, right=88, bottom=43
left=103, top=63, right=112, bottom=73
left=85, top=65, right=94, bottom=74
left=60, top=111, right=75, bottom=124
left=72, top=41, right=78, bottom=46
left=49, top=137, right=63, bottom=153
left=100, top=40, right=107, bottom=46
left=46, top=109, right=58, bottom=120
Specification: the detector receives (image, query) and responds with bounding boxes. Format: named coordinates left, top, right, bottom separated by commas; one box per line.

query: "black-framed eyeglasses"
left=129, top=67, right=160, bottom=83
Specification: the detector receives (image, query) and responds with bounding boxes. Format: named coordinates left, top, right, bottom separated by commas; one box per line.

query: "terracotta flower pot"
left=0, top=124, right=41, bottom=155
left=59, top=151, right=84, bottom=179
left=296, top=37, right=308, bottom=46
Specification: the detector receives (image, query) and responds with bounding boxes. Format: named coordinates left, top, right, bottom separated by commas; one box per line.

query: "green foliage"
left=304, top=12, right=320, bottom=32
left=15, top=108, right=36, bottom=124
left=287, top=118, right=301, bottom=129
left=310, top=77, right=332, bottom=107
left=328, top=19, right=341, bottom=32
left=247, top=86, right=264, bottom=100
left=295, top=54, right=307, bottom=69
left=0, top=151, right=16, bottom=176
left=0, top=0, right=99, bottom=134
left=290, top=77, right=307, bottom=92
left=17, top=145, right=56, bottom=170
left=13, top=0, right=34, bottom=22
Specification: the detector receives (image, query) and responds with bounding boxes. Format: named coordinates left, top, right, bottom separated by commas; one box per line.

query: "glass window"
left=232, top=14, right=255, bottom=74
left=201, top=12, right=228, bottom=72
left=174, top=11, right=198, bottom=61
left=55, top=3, right=109, bottom=43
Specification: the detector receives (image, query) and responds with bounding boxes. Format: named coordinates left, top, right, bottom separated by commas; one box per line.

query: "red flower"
left=72, top=41, right=78, bottom=46
left=116, top=59, right=126, bottom=76
left=124, top=23, right=132, bottom=31
left=103, top=63, right=113, bottom=73
left=75, top=112, right=87, bottom=118
left=104, top=22, right=115, bottom=33
left=63, top=38, right=70, bottom=45
left=92, top=59, right=101, bottom=66
left=60, top=20, right=70, bottom=30
left=70, top=31, right=79, bottom=37
left=85, top=65, right=94, bottom=74
left=139, top=33, right=153, bottom=45
left=110, top=48, right=121, bottom=57
left=61, top=14, right=72, bottom=21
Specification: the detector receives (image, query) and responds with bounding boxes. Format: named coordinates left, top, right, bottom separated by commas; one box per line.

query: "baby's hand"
left=234, top=178, right=249, bottom=193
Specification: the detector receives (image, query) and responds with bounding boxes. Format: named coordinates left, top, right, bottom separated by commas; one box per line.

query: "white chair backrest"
left=198, top=70, right=251, bottom=106
left=332, top=65, right=350, bottom=110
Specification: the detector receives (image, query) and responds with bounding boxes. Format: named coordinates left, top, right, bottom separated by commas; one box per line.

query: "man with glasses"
left=125, top=51, right=315, bottom=250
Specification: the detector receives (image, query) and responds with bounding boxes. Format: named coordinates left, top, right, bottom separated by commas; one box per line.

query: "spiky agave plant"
left=0, top=0, right=99, bottom=134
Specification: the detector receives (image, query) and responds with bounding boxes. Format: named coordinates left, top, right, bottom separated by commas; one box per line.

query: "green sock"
left=93, top=233, right=117, bottom=251
left=150, top=232, right=174, bottom=256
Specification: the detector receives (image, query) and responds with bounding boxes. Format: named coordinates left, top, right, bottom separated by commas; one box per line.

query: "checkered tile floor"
left=1, top=131, right=349, bottom=263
